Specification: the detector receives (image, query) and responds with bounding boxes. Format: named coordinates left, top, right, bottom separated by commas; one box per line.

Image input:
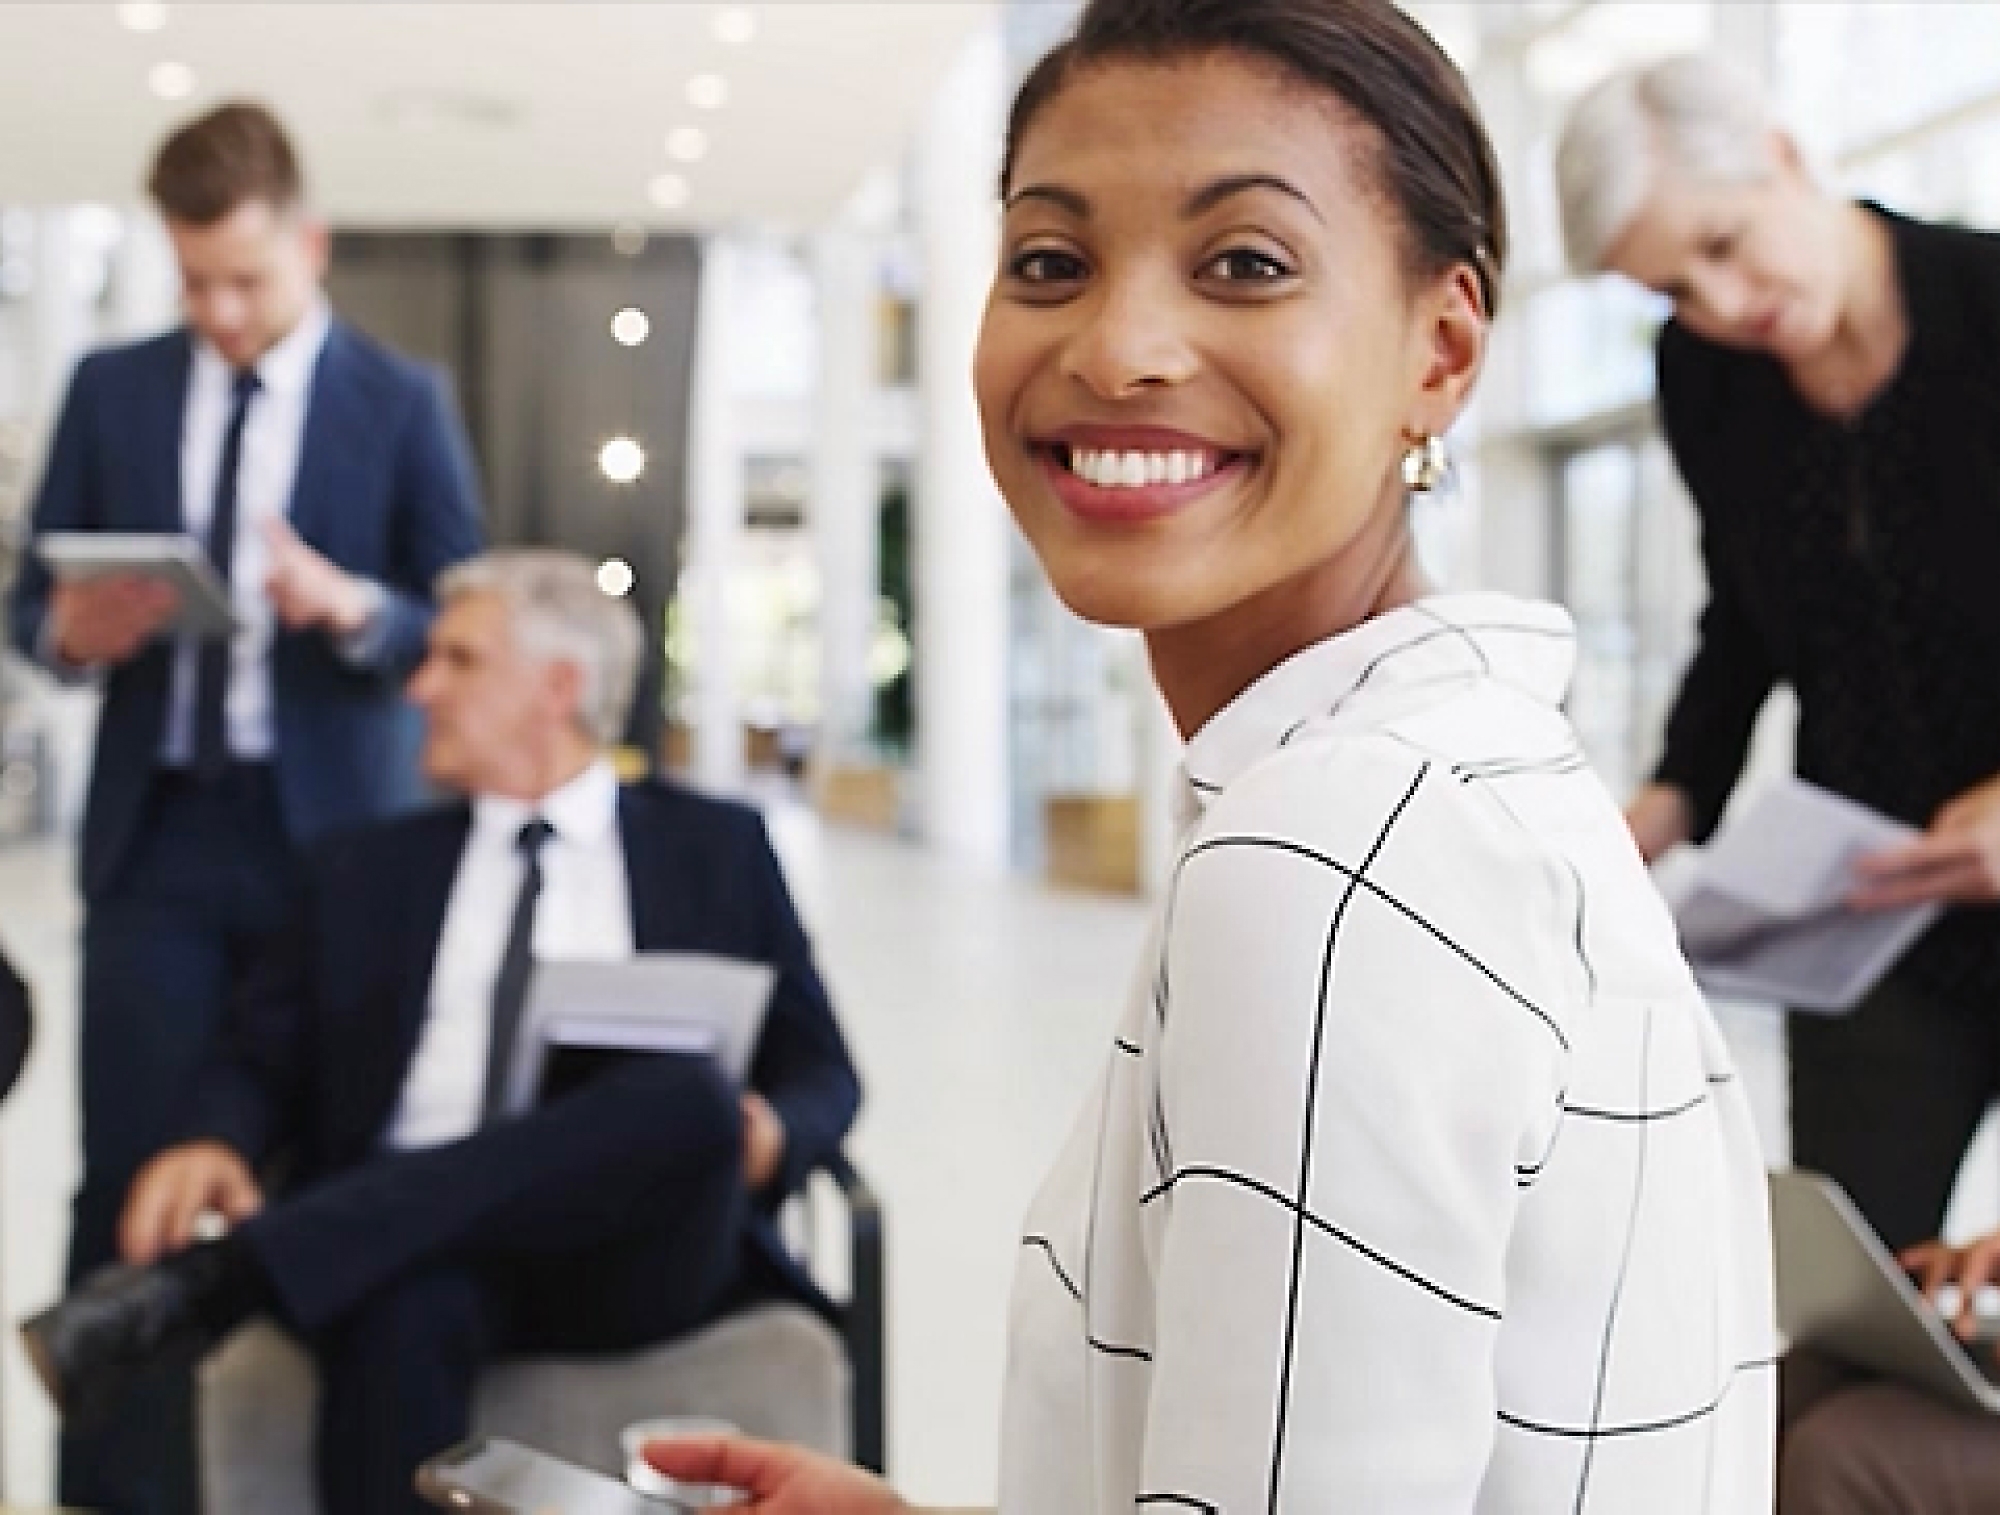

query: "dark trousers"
left=242, top=1055, right=758, bottom=1515
left=1779, top=1349, right=2000, bottom=1513
left=1789, top=966, right=2000, bottom=1254
left=61, top=766, right=298, bottom=1515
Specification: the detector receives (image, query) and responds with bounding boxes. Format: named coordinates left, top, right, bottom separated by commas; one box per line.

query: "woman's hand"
left=1624, top=783, right=1693, bottom=864
left=643, top=1435, right=914, bottom=1515
left=1852, top=773, right=2000, bottom=909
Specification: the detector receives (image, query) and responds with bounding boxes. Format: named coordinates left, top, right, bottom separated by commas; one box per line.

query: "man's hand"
left=119, top=1141, right=263, bottom=1267
left=1901, top=1231, right=2000, bottom=1357
left=263, top=517, right=376, bottom=636
left=742, top=1092, right=786, bottom=1192
left=49, top=575, right=177, bottom=667
left=1624, top=783, right=1693, bottom=865
left=644, top=1434, right=915, bottom=1515
left=1852, top=773, right=2000, bottom=910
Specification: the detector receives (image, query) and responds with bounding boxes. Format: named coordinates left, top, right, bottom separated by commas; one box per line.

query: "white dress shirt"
left=159, top=299, right=331, bottom=766
left=384, top=760, right=634, bottom=1151
left=1000, top=593, right=1776, bottom=1514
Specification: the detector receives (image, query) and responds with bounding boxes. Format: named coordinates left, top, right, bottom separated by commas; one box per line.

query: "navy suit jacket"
left=182, top=780, right=862, bottom=1287
left=6, top=321, right=485, bottom=898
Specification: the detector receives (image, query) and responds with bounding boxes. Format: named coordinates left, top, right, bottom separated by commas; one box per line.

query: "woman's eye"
left=1200, top=247, right=1293, bottom=284
left=1009, top=248, right=1087, bottom=284
left=1699, top=230, right=1741, bottom=261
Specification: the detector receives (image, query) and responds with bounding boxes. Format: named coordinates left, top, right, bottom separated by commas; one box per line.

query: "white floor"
left=0, top=804, right=1993, bottom=1507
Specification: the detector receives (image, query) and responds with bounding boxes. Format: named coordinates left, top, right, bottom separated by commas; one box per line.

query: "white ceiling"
left=0, top=2, right=997, bottom=229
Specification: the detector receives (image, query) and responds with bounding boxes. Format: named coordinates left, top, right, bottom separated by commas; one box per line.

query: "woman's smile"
left=1031, top=423, right=1258, bottom=524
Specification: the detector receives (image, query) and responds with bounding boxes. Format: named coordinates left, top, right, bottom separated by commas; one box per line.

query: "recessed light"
left=599, top=437, right=646, bottom=485
left=148, top=61, right=195, bottom=100
left=647, top=173, right=690, bottom=211
left=597, top=559, right=636, bottom=598
left=687, top=74, right=729, bottom=111
left=712, top=7, right=755, bottom=46
left=665, top=127, right=709, bottom=164
left=117, top=2, right=169, bottom=33
left=611, top=307, right=650, bottom=347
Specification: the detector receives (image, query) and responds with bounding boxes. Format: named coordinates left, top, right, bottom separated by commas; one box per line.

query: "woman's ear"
left=1411, top=262, right=1488, bottom=432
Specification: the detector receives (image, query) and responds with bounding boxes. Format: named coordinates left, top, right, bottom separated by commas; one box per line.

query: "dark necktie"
left=191, top=367, right=261, bottom=781
left=481, top=818, right=555, bottom=1121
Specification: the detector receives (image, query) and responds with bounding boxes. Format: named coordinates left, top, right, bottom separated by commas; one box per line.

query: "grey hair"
left=435, top=549, right=643, bottom=748
left=1554, top=52, right=1778, bottom=274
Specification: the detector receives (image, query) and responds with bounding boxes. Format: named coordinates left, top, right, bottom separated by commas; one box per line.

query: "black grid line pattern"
left=996, top=598, right=1776, bottom=1515
left=1183, top=607, right=1575, bottom=793
left=1178, top=831, right=1573, bottom=1055
left=1139, top=1162, right=1503, bottom=1322
left=1267, top=764, right=1430, bottom=1511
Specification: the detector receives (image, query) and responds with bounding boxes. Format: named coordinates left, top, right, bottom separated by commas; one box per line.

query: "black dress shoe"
left=20, top=1243, right=244, bottom=1425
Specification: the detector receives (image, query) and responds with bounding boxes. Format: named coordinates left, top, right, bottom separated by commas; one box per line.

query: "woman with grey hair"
left=1558, top=55, right=2000, bottom=1512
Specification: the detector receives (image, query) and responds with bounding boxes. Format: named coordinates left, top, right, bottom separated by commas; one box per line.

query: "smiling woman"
left=643, top=5, right=1778, bottom=1511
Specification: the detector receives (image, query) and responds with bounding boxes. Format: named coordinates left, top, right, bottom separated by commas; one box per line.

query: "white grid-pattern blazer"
left=1000, top=594, right=1776, bottom=1514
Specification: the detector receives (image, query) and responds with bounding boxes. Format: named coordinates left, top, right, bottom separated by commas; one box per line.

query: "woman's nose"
left=1059, top=278, right=1198, bottom=399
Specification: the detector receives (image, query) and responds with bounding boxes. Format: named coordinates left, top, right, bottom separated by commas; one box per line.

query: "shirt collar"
left=1177, top=593, right=1576, bottom=819
left=471, top=758, right=622, bottom=851
left=192, top=296, right=330, bottom=398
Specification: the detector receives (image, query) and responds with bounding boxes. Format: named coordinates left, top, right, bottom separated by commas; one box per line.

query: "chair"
left=200, top=1156, right=885, bottom=1513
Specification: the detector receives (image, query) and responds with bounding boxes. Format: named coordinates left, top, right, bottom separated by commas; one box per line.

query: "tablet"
left=1770, top=1169, right=2000, bottom=1414
left=37, top=531, right=240, bottom=639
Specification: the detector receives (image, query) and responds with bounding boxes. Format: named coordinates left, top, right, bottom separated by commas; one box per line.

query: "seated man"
left=1780, top=1231, right=2000, bottom=1512
left=21, top=549, right=860, bottom=1515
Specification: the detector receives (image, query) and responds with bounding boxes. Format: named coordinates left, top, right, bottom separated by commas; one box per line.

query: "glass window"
left=1777, top=3, right=2000, bottom=161
left=1521, top=275, right=1668, bottom=426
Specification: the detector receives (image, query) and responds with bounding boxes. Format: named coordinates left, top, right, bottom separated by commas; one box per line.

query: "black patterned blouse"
left=1653, top=203, right=2000, bottom=1006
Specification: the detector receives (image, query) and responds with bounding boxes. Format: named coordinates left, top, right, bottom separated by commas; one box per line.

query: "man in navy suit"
left=22, top=549, right=862, bottom=1515
left=5, top=102, right=483, bottom=1512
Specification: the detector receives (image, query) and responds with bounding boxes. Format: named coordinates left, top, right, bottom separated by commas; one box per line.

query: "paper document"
left=500, top=952, right=776, bottom=1116
left=37, top=531, right=240, bottom=639
left=1657, top=777, right=1940, bottom=1013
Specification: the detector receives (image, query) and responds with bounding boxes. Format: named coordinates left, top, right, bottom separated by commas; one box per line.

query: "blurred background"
left=2, top=1, right=1999, bottom=1505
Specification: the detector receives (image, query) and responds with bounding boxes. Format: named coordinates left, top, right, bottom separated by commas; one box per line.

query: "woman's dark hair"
left=1001, top=0, right=1508, bottom=317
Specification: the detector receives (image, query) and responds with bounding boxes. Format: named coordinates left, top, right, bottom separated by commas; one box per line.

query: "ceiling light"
left=599, top=437, right=646, bottom=485
left=687, top=74, right=730, bottom=111
left=611, top=307, right=650, bottom=347
left=665, top=126, right=709, bottom=164
left=647, top=172, right=690, bottom=211
left=611, top=223, right=647, bottom=257
left=597, top=559, right=636, bottom=598
left=117, top=2, right=169, bottom=32
left=713, top=7, right=756, bottom=46
left=148, top=61, right=195, bottom=100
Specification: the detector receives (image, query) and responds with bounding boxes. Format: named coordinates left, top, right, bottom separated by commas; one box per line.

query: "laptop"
left=1770, top=1168, right=2000, bottom=1414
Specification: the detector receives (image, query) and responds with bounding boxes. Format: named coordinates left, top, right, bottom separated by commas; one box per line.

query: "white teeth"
left=1065, top=446, right=1222, bottom=489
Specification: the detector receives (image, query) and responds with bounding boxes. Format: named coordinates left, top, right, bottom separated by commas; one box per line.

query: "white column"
left=809, top=227, right=880, bottom=769
left=913, top=22, right=1010, bottom=868
left=109, top=209, right=178, bottom=340
left=26, top=210, right=88, bottom=441
left=684, top=235, right=747, bottom=794
left=1712, top=0, right=1778, bottom=81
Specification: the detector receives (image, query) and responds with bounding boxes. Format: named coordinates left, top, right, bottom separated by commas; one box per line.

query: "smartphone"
left=416, top=1437, right=697, bottom=1514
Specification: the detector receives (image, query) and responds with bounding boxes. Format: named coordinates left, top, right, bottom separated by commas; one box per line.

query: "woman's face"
left=1604, top=148, right=1844, bottom=359
left=975, top=51, right=1480, bottom=636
